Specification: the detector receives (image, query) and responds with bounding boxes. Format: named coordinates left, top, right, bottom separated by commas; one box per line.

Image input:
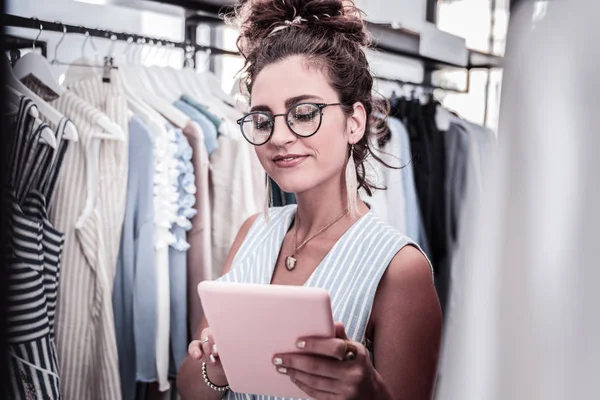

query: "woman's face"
left=250, top=56, right=360, bottom=195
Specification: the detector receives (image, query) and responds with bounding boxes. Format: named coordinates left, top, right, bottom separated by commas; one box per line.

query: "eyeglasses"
left=236, top=102, right=342, bottom=146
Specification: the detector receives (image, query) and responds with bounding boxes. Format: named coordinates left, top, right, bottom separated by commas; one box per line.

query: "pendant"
left=285, top=256, right=297, bottom=271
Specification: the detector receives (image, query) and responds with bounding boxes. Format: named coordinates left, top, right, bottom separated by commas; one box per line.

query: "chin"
left=270, top=173, right=316, bottom=195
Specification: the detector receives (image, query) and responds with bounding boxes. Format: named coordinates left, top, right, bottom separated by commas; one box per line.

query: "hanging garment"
left=168, top=128, right=197, bottom=376
left=370, top=118, right=407, bottom=233
left=394, top=99, right=448, bottom=308
left=210, top=121, right=265, bottom=279
left=174, top=98, right=219, bottom=155
left=217, top=205, right=432, bottom=400
left=180, top=121, right=213, bottom=338
left=113, top=116, right=157, bottom=400
left=153, top=123, right=179, bottom=392
left=6, top=97, right=64, bottom=400
left=180, top=94, right=223, bottom=131
left=390, top=118, right=421, bottom=242
left=436, top=122, right=470, bottom=314
left=122, top=95, right=172, bottom=389
left=49, top=73, right=128, bottom=400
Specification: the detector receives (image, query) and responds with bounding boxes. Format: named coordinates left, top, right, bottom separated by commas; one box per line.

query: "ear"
left=347, top=101, right=367, bottom=144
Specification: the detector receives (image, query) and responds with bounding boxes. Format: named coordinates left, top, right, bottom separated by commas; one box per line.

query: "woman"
left=177, top=1, right=442, bottom=399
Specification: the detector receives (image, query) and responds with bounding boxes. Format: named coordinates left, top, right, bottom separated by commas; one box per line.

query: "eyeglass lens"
left=240, top=103, right=322, bottom=145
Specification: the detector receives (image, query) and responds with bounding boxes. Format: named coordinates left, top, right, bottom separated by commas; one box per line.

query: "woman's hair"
left=227, top=0, right=393, bottom=196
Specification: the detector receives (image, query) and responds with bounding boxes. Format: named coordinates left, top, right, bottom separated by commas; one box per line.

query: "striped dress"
left=218, top=205, right=431, bottom=400
left=6, top=97, right=68, bottom=399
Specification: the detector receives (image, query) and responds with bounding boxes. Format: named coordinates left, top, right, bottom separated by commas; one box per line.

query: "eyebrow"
left=250, top=94, right=326, bottom=113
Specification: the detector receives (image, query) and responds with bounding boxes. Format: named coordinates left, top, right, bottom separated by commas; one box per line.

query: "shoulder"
left=372, top=244, right=440, bottom=326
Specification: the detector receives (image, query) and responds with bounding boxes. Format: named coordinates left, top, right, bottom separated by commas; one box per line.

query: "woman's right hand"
left=188, top=328, right=228, bottom=384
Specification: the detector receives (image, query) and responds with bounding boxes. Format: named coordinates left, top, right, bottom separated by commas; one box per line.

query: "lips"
left=272, top=154, right=309, bottom=168
left=272, top=154, right=306, bottom=161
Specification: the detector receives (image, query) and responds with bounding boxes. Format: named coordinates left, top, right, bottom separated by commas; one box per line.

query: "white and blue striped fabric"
left=218, top=204, right=431, bottom=400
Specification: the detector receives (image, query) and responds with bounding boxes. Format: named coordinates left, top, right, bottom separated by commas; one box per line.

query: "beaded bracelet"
left=202, top=361, right=230, bottom=392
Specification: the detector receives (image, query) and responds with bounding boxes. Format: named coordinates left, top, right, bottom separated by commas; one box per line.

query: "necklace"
left=284, top=209, right=349, bottom=271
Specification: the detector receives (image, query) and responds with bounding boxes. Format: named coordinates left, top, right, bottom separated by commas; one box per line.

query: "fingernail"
left=296, top=340, right=306, bottom=349
left=273, top=357, right=283, bottom=366
left=212, top=344, right=218, bottom=354
left=277, top=367, right=287, bottom=374
left=210, top=354, right=216, bottom=363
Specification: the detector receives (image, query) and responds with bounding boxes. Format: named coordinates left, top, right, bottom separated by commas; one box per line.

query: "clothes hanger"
left=159, top=43, right=189, bottom=97
left=12, top=20, right=64, bottom=98
left=125, top=39, right=190, bottom=129
left=32, top=117, right=58, bottom=149
left=5, top=82, right=57, bottom=148
left=6, top=85, right=39, bottom=117
left=63, top=29, right=101, bottom=85
left=197, top=66, right=238, bottom=107
left=117, top=38, right=167, bottom=131
left=60, top=32, right=124, bottom=142
left=145, top=41, right=182, bottom=103
left=4, top=56, right=76, bottom=146
left=13, top=22, right=79, bottom=142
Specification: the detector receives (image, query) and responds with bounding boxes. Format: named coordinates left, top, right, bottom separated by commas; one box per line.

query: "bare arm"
left=371, top=245, right=442, bottom=400
left=177, top=213, right=260, bottom=400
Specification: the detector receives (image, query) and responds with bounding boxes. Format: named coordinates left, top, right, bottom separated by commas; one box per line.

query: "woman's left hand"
left=273, top=322, right=388, bottom=400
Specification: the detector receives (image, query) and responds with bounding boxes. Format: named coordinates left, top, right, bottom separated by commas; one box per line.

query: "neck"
left=293, top=172, right=368, bottom=236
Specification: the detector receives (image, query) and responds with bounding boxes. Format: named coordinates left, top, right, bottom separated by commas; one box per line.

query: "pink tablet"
left=198, top=281, right=335, bottom=398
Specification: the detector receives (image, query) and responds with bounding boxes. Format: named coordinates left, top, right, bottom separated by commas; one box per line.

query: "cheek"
left=254, top=147, right=271, bottom=169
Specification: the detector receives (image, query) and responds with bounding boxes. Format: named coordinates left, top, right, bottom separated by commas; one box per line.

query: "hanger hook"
left=81, top=29, right=89, bottom=57
left=88, top=31, right=98, bottom=58
left=32, top=18, right=43, bottom=50
left=52, top=22, right=67, bottom=64
left=165, top=42, right=175, bottom=66
left=144, top=39, right=156, bottom=65
left=135, top=38, right=146, bottom=65
left=108, top=34, right=117, bottom=57
left=155, top=41, right=163, bottom=65
left=123, top=36, right=134, bottom=55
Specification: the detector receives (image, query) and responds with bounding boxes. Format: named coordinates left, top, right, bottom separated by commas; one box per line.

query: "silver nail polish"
left=210, top=354, right=216, bottom=363
left=277, top=367, right=287, bottom=374
left=212, top=344, right=218, bottom=354
left=296, top=340, right=306, bottom=349
left=273, top=357, right=283, bottom=365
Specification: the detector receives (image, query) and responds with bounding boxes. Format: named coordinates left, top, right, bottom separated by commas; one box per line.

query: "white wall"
left=355, top=0, right=427, bottom=31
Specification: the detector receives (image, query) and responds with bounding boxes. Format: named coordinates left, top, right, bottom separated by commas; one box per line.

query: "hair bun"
left=231, top=0, right=370, bottom=57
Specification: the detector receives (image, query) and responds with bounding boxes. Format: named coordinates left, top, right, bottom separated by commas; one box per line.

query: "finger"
left=334, top=322, right=349, bottom=340
left=289, top=373, right=338, bottom=400
left=273, top=354, right=347, bottom=380
left=202, top=332, right=219, bottom=364
left=277, top=367, right=342, bottom=395
left=296, top=337, right=348, bottom=361
left=188, top=340, right=204, bottom=360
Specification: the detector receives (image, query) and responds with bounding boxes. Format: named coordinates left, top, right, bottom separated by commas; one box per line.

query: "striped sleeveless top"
left=217, top=205, right=431, bottom=400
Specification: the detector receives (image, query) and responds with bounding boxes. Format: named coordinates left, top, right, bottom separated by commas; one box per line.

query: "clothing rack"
left=3, top=13, right=239, bottom=67
left=375, top=75, right=468, bottom=94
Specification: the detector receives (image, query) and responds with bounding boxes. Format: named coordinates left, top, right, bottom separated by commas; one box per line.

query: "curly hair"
left=227, top=0, right=393, bottom=196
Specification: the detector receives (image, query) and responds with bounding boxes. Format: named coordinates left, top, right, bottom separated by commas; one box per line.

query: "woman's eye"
left=293, top=107, right=319, bottom=121
left=295, top=112, right=316, bottom=121
left=255, top=119, right=272, bottom=130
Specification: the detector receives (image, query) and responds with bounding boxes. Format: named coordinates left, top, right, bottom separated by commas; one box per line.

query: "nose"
left=269, top=114, right=297, bottom=148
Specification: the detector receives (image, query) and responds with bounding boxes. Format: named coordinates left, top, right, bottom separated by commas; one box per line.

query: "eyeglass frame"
left=236, top=102, right=343, bottom=146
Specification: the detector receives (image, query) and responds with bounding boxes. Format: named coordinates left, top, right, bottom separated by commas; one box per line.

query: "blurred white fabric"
left=436, top=1, right=600, bottom=399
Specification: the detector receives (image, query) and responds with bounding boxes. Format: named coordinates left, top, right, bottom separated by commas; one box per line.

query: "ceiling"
left=144, top=0, right=235, bottom=14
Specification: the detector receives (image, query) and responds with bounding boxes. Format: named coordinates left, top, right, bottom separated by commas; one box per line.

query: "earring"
left=264, top=175, right=272, bottom=223
left=345, top=144, right=359, bottom=217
